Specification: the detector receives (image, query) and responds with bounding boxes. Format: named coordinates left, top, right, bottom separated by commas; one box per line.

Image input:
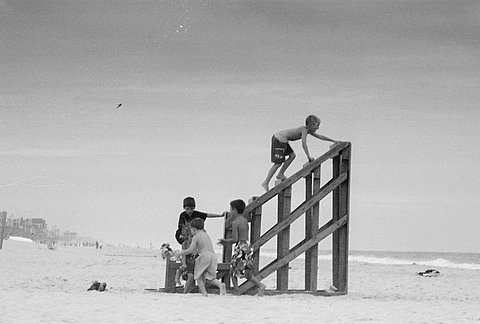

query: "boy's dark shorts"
left=271, top=136, right=294, bottom=163
left=185, top=254, right=196, bottom=274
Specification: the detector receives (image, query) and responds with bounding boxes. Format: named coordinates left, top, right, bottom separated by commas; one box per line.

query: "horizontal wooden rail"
left=238, top=214, right=349, bottom=294
left=251, top=172, right=348, bottom=252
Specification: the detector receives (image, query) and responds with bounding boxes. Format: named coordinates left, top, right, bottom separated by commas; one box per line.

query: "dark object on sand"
left=417, top=269, right=441, bottom=277
left=88, top=281, right=107, bottom=291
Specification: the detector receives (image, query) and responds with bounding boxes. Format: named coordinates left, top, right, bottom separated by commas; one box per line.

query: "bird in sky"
left=116, top=103, right=122, bottom=108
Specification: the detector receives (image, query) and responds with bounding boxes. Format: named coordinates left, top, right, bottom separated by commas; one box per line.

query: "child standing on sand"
left=177, top=218, right=226, bottom=296
left=261, top=115, right=339, bottom=191
left=218, top=199, right=266, bottom=296
left=174, top=197, right=225, bottom=293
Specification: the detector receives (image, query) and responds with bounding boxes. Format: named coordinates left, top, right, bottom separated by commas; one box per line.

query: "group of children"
left=174, top=197, right=266, bottom=297
left=172, top=115, right=340, bottom=296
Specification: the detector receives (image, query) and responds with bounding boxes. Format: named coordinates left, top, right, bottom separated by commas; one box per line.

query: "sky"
left=1, top=0, right=479, bottom=253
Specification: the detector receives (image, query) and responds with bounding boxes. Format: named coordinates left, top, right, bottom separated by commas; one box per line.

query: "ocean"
left=258, top=249, right=480, bottom=271
left=109, top=245, right=480, bottom=271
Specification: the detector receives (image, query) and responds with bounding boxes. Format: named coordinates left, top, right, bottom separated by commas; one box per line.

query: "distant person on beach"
left=261, top=115, right=339, bottom=191
left=218, top=199, right=266, bottom=296
left=176, top=218, right=226, bottom=296
left=174, top=197, right=225, bottom=293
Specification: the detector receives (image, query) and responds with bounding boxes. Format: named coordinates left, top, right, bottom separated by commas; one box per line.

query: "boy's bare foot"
left=220, top=283, right=226, bottom=295
left=257, top=284, right=266, bottom=297
left=276, top=175, right=287, bottom=181
left=261, top=182, right=269, bottom=191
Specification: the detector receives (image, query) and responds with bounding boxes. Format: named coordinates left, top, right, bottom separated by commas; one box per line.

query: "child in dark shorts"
left=261, top=115, right=339, bottom=191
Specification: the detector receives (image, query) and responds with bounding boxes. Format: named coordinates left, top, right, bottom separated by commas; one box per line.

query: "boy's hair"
left=183, top=197, right=196, bottom=208
left=189, top=217, right=205, bottom=230
left=305, top=115, right=320, bottom=126
left=230, top=199, right=246, bottom=214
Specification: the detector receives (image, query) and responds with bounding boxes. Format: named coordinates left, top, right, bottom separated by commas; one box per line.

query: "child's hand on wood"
left=172, top=250, right=181, bottom=260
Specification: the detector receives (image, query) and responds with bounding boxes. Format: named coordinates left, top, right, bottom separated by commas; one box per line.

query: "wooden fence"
left=162, top=142, right=351, bottom=295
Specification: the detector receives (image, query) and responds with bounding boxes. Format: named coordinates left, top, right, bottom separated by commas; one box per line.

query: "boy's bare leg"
left=231, top=276, right=240, bottom=295
left=249, top=276, right=266, bottom=296
left=176, top=254, right=187, bottom=286
left=183, top=273, right=195, bottom=294
left=175, top=269, right=182, bottom=286
left=262, top=163, right=281, bottom=191
left=277, top=154, right=296, bottom=180
left=197, top=276, right=208, bottom=297
left=206, top=278, right=226, bottom=295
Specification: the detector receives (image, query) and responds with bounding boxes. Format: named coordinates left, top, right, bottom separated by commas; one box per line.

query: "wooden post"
left=0, top=211, right=6, bottom=249
left=222, top=212, right=233, bottom=289
left=164, top=257, right=182, bottom=292
left=277, top=185, right=291, bottom=291
left=248, top=197, right=262, bottom=274
left=332, top=146, right=350, bottom=293
left=222, top=212, right=233, bottom=263
left=304, top=171, right=313, bottom=290
left=305, top=167, right=320, bottom=291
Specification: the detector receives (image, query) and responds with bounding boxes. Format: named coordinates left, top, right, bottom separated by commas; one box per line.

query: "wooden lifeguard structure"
left=161, top=142, right=351, bottom=295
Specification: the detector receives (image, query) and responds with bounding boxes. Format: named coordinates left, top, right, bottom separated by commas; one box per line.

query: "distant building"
left=29, top=218, right=47, bottom=235
left=48, top=227, right=60, bottom=239
left=8, top=217, right=27, bottom=229
left=4, top=215, right=89, bottom=244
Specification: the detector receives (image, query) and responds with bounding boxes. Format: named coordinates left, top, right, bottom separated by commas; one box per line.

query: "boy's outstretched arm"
left=207, top=211, right=228, bottom=218
left=178, top=236, right=198, bottom=257
left=312, top=133, right=338, bottom=143
left=301, top=128, right=314, bottom=162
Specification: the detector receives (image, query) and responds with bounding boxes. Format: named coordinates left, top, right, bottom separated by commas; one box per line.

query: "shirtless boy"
left=261, top=115, right=339, bottom=191
left=174, top=197, right=225, bottom=293
left=177, top=218, right=226, bottom=296
left=218, top=199, right=266, bottom=296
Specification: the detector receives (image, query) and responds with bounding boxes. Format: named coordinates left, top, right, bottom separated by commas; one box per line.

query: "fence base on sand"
left=145, top=287, right=345, bottom=296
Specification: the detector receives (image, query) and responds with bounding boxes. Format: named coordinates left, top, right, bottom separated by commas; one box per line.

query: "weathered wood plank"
left=249, top=197, right=262, bottom=273
left=251, top=172, right=348, bottom=252
left=305, top=166, right=321, bottom=291
left=304, top=171, right=313, bottom=289
left=277, top=186, right=291, bottom=291
left=238, top=215, right=348, bottom=295
left=333, top=147, right=351, bottom=293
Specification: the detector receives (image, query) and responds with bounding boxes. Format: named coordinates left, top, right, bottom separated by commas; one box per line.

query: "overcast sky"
left=1, top=0, right=479, bottom=252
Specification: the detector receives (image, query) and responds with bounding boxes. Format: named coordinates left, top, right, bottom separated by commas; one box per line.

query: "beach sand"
left=1, top=240, right=479, bottom=323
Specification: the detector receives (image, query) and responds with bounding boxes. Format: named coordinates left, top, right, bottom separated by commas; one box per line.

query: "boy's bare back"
left=232, top=216, right=249, bottom=242
left=191, top=230, right=215, bottom=255
left=274, top=126, right=307, bottom=143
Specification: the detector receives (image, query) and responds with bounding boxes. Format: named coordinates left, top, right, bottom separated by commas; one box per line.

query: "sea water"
left=347, top=250, right=480, bottom=270
left=259, top=249, right=480, bottom=271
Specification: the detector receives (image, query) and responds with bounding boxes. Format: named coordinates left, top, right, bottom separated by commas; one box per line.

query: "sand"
left=1, top=240, right=479, bottom=323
